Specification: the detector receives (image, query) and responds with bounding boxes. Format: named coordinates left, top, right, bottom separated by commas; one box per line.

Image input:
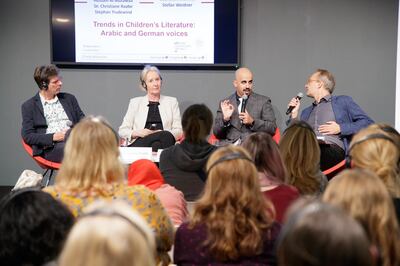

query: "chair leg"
left=42, top=169, right=55, bottom=187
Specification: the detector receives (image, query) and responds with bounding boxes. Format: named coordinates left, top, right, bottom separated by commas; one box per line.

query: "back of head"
left=127, top=159, right=165, bottom=190
left=242, top=132, right=286, bottom=182
left=59, top=201, right=156, bottom=266
left=182, top=104, right=213, bottom=143
left=278, top=200, right=372, bottom=266
left=279, top=121, right=321, bottom=194
left=56, top=116, right=124, bottom=194
left=192, top=145, right=275, bottom=261
left=349, top=126, right=400, bottom=197
left=322, top=169, right=400, bottom=266
left=0, top=188, right=74, bottom=266
left=315, top=69, right=335, bottom=93
left=33, top=64, right=60, bottom=89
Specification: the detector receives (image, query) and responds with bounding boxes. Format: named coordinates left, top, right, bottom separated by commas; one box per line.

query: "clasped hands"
left=220, top=100, right=254, bottom=126
left=132, top=128, right=161, bottom=138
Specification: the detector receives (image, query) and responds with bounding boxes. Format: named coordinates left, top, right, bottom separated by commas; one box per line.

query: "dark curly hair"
left=0, top=188, right=75, bottom=266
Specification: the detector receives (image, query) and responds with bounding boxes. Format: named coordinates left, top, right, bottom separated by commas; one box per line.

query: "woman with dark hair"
left=278, top=200, right=373, bottom=266
left=279, top=120, right=327, bottom=195
left=174, top=145, right=280, bottom=265
left=159, top=104, right=217, bottom=201
left=0, top=188, right=75, bottom=266
left=242, top=132, right=299, bottom=223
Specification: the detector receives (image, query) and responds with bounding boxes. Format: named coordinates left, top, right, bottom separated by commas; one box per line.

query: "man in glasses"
left=287, top=69, right=373, bottom=170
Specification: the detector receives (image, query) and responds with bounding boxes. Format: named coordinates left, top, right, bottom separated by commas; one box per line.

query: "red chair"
left=322, top=159, right=346, bottom=180
left=208, top=127, right=281, bottom=145
left=21, top=139, right=61, bottom=186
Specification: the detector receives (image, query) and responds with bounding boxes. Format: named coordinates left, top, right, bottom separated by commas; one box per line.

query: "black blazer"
left=21, top=92, right=85, bottom=156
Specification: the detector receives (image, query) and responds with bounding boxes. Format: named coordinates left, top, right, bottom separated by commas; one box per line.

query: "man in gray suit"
left=213, top=67, right=277, bottom=145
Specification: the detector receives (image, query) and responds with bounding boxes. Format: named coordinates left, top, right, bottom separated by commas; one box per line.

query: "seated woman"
left=0, top=188, right=75, bottom=266
left=322, top=169, right=400, bottom=266
left=242, top=132, right=300, bottom=223
left=159, top=104, right=217, bottom=201
left=174, top=146, right=280, bottom=265
left=59, top=201, right=156, bottom=266
left=119, top=65, right=182, bottom=151
left=128, top=159, right=188, bottom=226
left=43, top=116, right=174, bottom=265
left=279, top=120, right=328, bottom=195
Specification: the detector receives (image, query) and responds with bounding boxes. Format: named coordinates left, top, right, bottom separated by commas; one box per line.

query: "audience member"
left=119, top=65, right=182, bottom=151
left=348, top=125, right=400, bottom=197
left=242, top=132, right=299, bottom=223
left=277, top=200, right=373, bottom=266
left=159, top=104, right=217, bottom=201
left=59, top=201, right=156, bottom=266
left=213, top=67, right=277, bottom=145
left=43, top=116, right=173, bottom=265
left=0, top=188, right=74, bottom=266
left=21, top=64, right=85, bottom=162
left=287, top=69, right=373, bottom=170
left=174, top=146, right=280, bottom=265
left=322, top=169, right=400, bottom=266
left=128, top=159, right=188, bottom=226
left=279, top=120, right=327, bottom=195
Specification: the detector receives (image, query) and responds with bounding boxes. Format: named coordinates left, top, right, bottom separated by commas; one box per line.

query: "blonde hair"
left=55, top=116, right=125, bottom=196
left=322, top=169, right=400, bottom=266
left=59, top=201, right=156, bottom=266
left=349, top=126, right=400, bottom=197
left=279, top=121, right=323, bottom=195
left=191, top=145, right=275, bottom=261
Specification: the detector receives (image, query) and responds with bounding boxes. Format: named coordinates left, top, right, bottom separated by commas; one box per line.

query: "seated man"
left=21, top=64, right=85, bottom=163
left=287, top=69, right=373, bottom=170
left=213, top=67, right=277, bottom=145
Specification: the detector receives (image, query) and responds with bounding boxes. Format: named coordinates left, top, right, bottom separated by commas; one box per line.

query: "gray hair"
left=139, top=65, right=162, bottom=91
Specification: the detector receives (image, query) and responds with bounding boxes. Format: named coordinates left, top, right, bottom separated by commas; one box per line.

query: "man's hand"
left=239, top=110, right=254, bottom=125
left=53, top=130, right=67, bottom=142
left=132, top=129, right=160, bottom=138
left=287, top=97, right=301, bottom=119
left=220, top=100, right=234, bottom=121
left=318, top=121, right=341, bottom=135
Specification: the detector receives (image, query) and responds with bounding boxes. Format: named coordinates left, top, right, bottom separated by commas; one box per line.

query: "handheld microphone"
left=240, top=95, right=248, bottom=113
left=286, top=92, right=303, bottom=115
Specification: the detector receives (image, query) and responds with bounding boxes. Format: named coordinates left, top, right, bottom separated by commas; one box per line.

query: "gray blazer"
left=213, top=92, right=277, bottom=145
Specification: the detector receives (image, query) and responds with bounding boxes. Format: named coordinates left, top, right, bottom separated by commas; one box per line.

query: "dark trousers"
left=43, top=142, right=65, bottom=163
left=319, top=143, right=345, bottom=171
left=130, top=130, right=175, bottom=152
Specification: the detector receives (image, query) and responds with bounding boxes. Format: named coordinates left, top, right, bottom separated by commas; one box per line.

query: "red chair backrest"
left=21, top=139, right=61, bottom=170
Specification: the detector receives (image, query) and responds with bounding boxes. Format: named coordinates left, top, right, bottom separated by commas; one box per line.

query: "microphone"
left=286, top=92, right=303, bottom=115
left=240, top=94, right=248, bottom=113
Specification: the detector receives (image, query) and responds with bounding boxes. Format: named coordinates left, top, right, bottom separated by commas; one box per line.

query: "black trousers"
left=319, top=143, right=345, bottom=171
left=129, top=130, right=175, bottom=152
left=43, top=142, right=65, bottom=163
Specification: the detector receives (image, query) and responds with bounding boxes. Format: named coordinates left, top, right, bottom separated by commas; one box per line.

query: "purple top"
left=174, top=221, right=280, bottom=266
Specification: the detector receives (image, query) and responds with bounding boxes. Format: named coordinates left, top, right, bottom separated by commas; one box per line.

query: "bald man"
left=213, top=67, right=277, bottom=145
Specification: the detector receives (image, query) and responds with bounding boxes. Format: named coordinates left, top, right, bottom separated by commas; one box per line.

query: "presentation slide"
left=74, top=0, right=214, bottom=64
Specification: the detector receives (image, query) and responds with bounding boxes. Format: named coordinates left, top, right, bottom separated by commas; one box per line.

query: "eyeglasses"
left=307, top=79, right=319, bottom=84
